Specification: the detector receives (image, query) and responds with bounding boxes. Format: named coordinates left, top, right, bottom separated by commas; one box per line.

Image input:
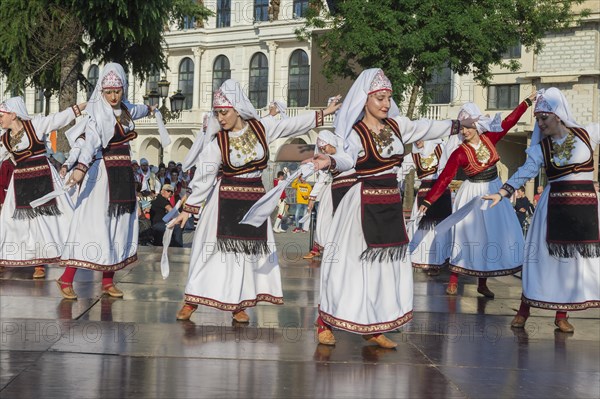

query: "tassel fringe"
left=108, top=203, right=136, bottom=217
left=547, top=242, right=600, bottom=259
left=359, top=245, right=408, bottom=263
left=217, top=238, right=270, bottom=256
left=13, top=205, right=62, bottom=220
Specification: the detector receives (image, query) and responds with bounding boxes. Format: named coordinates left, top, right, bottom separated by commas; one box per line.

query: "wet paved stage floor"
left=1, top=232, right=599, bottom=398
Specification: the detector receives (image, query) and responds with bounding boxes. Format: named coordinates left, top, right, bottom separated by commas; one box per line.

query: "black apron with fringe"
left=217, top=176, right=269, bottom=255
left=360, top=174, right=408, bottom=262
left=12, top=156, right=60, bottom=219
left=103, top=144, right=137, bottom=217
left=331, top=174, right=357, bottom=213
left=416, top=180, right=452, bottom=230
left=547, top=180, right=600, bottom=258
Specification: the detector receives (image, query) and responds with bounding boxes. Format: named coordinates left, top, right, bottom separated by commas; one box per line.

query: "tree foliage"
left=0, top=0, right=212, bottom=93
left=299, top=0, right=587, bottom=117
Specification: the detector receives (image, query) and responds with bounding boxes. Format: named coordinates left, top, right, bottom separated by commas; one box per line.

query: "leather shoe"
left=446, top=282, right=458, bottom=295
left=302, top=251, right=318, bottom=259
left=363, top=334, right=398, bottom=349
left=33, top=267, right=46, bottom=279
left=511, top=315, right=527, bottom=328
left=176, top=304, right=197, bottom=321
left=477, top=285, right=495, bottom=298
left=232, top=310, right=250, bottom=323
left=102, top=284, right=124, bottom=298
left=317, top=329, right=336, bottom=345
left=56, top=279, right=77, bottom=300
left=555, top=318, right=574, bottom=333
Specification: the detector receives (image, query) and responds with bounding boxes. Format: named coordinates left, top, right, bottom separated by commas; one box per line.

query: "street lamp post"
left=143, top=77, right=185, bottom=164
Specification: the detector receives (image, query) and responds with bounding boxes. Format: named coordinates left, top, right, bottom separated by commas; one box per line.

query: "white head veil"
left=315, top=129, right=343, bottom=155
left=182, top=79, right=259, bottom=171
left=457, top=103, right=503, bottom=134
left=530, top=88, right=581, bottom=145
left=0, top=96, right=32, bottom=123
left=333, top=68, right=400, bottom=151
left=65, top=63, right=130, bottom=148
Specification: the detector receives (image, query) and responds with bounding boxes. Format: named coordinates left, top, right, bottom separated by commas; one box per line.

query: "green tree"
left=300, top=0, right=586, bottom=118
left=0, top=0, right=211, bottom=150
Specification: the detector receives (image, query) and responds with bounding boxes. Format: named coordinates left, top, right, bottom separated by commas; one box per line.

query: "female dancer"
left=408, top=138, right=453, bottom=273
left=172, top=79, right=343, bottom=322
left=419, top=94, right=535, bottom=298
left=57, top=63, right=155, bottom=299
left=0, top=96, right=85, bottom=278
left=484, top=88, right=599, bottom=332
left=308, top=68, right=474, bottom=348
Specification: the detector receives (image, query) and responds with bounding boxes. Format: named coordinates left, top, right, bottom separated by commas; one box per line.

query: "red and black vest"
left=105, top=106, right=137, bottom=148
left=541, top=127, right=594, bottom=180
left=1, top=120, right=46, bottom=163
left=412, top=144, right=443, bottom=179
left=459, top=134, right=500, bottom=177
left=217, top=119, right=269, bottom=177
left=353, top=118, right=404, bottom=177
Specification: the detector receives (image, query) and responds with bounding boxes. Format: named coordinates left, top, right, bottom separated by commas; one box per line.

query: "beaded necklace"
left=9, top=128, right=25, bottom=150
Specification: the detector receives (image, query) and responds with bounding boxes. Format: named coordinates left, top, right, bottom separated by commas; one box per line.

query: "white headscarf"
left=457, top=102, right=503, bottom=134
left=530, top=87, right=581, bottom=145
left=182, top=79, right=259, bottom=171
left=315, top=129, right=343, bottom=155
left=333, top=68, right=400, bottom=151
left=0, top=96, right=31, bottom=121
left=65, top=63, right=131, bottom=147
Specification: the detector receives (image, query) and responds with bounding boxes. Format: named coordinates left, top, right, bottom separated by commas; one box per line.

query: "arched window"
left=86, top=64, right=99, bottom=100
left=178, top=58, right=194, bottom=110
left=212, top=55, right=231, bottom=100
left=145, top=68, right=161, bottom=94
left=287, top=50, right=309, bottom=107
left=249, top=53, right=268, bottom=109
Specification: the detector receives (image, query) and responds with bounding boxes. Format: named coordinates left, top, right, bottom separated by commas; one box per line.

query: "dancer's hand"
left=460, top=117, right=479, bottom=129
left=172, top=211, right=190, bottom=229
left=482, top=193, right=502, bottom=208
left=59, top=165, right=68, bottom=178
left=323, top=95, right=342, bottom=116
left=418, top=205, right=428, bottom=215
left=67, top=168, right=85, bottom=186
left=303, top=153, right=331, bottom=170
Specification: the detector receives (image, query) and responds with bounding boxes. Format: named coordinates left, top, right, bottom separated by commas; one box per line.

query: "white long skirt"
left=0, top=159, right=74, bottom=267
left=319, top=183, right=413, bottom=334
left=60, top=158, right=138, bottom=271
left=408, top=189, right=452, bottom=269
left=184, top=180, right=283, bottom=311
left=521, top=182, right=600, bottom=310
left=448, top=178, right=523, bottom=276
left=314, top=182, right=333, bottom=247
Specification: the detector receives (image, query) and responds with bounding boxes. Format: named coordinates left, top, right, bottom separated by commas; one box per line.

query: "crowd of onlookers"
left=133, top=159, right=196, bottom=247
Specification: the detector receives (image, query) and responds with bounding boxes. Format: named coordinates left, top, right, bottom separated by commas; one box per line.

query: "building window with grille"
left=487, top=84, right=520, bottom=110
left=86, top=64, right=99, bottom=100
left=424, top=66, right=452, bottom=104
left=178, top=58, right=194, bottom=110
left=293, top=0, right=309, bottom=18
left=34, top=88, right=45, bottom=114
left=502, top=42, right=521, bottom=59
left=212, top=55, right=231, bottom=99
left=249, top=53, right=268, bottom=109
left=183, top=15, right=196, bottom=29
left=217, top=0, right=231, bottom=28
left=287, top=50, right=309, bottom=107
left=254, top=0, right=269, bottom=22
left=146, top=68, right=161, bottom=94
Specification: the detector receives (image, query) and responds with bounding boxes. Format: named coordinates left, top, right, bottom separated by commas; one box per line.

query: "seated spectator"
left=149, top=184, right=183, bottom=247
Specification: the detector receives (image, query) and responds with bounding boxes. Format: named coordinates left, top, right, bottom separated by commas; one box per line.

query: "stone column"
left=267, top=41, right=278, bottom=103
left=192, top=47, right=204, bottom=110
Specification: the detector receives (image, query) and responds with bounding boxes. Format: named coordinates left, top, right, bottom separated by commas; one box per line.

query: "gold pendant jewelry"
left=419, top=153, right=437, bottom=170
left=9, top=128, right=25, bottom=150
left=229, top=125, right=260, bottom=163
left=474, top=143, right=491, bottom=164
left=369, top=125, right=395, bottom=155
left=551, top=131, right=575, bottom=165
